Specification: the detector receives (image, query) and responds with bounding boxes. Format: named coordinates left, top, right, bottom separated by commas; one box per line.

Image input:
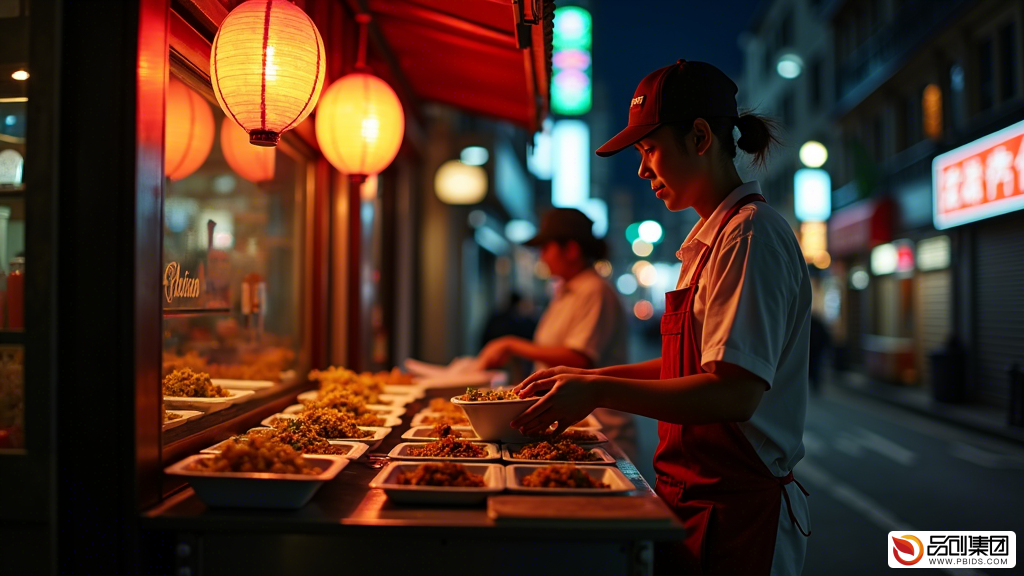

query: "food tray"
left=401, top=426, right=479, bottom=441
left=384, top=384, right=424, bottom=399
left=263, top=411, right=400, bottom=428
left=297, top=390, right=414, bottom=407
left=162, top=410, right=202, bottom=430
left=210, top=378, right=276, bottom=390
left=410, top=412, right=473, bottom=428
left=502, top=444, right=616, bottom=465
left=369, top=461, right=505, bottom=505
left=258, top=415, right=392, bottom=451
left=283, top=403, right=405, bottom=418
left=201, top=431, right=369, bottom=460
left=505, top=464, right=635, bottom=495
left=165, top=454, right=347, bottom=509
left=388, top=441, right=501, bottom=462
left=162, top=388, right=255, bottom=411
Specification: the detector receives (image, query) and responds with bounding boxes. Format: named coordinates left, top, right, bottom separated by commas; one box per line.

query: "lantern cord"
left=355, top=13, right=371, bottom=71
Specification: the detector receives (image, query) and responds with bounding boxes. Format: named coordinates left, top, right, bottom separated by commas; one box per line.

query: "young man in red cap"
left=512, top=60, right=812, bottom=575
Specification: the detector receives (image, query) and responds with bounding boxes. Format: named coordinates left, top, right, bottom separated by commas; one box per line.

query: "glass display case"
left=158, top=57, right=316, bottom=445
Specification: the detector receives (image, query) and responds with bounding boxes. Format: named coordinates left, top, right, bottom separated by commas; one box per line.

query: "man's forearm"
left=507, top=339, right=593, bottom=369
left=595, top=372, right=765, bottom=425
left=593, top=358, right=661, bottom=379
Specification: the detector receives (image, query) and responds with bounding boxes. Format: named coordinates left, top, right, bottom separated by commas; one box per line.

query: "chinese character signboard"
left=933, top=119, right=1024, bottom=229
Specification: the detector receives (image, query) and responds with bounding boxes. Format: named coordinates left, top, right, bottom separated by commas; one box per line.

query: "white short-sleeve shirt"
left=674, top=181, right=811, bottom=575
left=533, top=268, right=628, bottom=371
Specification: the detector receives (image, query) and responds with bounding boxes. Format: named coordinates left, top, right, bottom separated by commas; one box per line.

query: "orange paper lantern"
left=211, top=0, right=326, bottom=147
left=220, top=116, right=276, bottom=183
left=315, top=72, right=405, bottom=177
left=165, top=77, right=215, bottom=181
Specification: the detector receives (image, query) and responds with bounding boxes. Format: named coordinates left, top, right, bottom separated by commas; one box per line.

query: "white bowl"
left=505, top=464, right=635, bottom=495
left=370, top=461, right=505, bottom=505
left=165, top=454, right=347, bottom=509
left=450, top=394, right=541, bottom=442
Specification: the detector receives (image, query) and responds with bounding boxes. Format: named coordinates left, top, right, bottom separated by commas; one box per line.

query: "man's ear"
left=693, top=118, right=713, bottom=156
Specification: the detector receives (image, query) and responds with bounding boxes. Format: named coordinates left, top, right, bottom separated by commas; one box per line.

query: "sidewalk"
left=832, top=370, right=1024, bottom=445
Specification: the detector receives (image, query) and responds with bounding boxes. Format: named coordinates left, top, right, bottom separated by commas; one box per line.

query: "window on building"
left=999, top=22, right=1018, bottom=102
left=810, top=58, right=823, bottom=110
left=977, top=37, right=995, bottom=112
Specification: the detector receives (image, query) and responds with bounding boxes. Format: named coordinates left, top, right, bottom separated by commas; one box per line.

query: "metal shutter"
left=974, top=215, right=1024, bottom=404
left=915, top=270, right=953, bottom=387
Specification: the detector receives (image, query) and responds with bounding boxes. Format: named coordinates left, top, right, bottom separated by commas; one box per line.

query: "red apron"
left=654, top=193, right=810, bottom=575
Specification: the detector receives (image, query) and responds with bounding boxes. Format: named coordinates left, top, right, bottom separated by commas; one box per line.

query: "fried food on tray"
left=419, top=414, right=471, bottom=426
left=289, top=407, right=373, bottom=439
left=238, top=426, right=351, bottom=456
left=162, top=368, right=229, bottom=398
left=304, top=390, right=371, bottom=414
left=163, top=347, right=295, bottom=381
left=512, top=439, right=599, bottom=462
left=407, top=436, right=487, bottom=458
left=163, top=411, right=183, bottom=423
left=430, top=423, right=463, bottom=439
left=187, top=433, right=322, bottom=475
left=457, top=387, right=520, bottom=402
left=395, top=462, right=486, bottom=487
left=428, top=397, right=465, bottom=415
left=520, top=464, right=610, bottom=489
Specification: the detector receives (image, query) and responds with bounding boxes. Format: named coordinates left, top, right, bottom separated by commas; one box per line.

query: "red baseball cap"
left=596, top=59, right=739, bottom=157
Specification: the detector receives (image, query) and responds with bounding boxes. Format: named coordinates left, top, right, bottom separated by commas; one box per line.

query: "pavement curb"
left=832, top=372, right=1024, bottom=446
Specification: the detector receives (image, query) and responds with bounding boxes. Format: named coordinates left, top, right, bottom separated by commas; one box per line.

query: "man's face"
left=635, top=123, right=712, bottom=212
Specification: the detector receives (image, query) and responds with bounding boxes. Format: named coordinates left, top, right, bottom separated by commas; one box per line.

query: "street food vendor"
left=472, top=208, right=627, bottom=373
left=511, top=60, right=813, bottom=575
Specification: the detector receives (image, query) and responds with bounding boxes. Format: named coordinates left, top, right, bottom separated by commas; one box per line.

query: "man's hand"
left=473, top=337, right=515, bottom=370
left=509, top=372, right=601, bottom=437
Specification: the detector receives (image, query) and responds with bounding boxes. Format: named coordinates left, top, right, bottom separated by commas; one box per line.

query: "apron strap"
left=780, top=471, right=812, bottom=537
left=683, top=193, right=767, bottom=349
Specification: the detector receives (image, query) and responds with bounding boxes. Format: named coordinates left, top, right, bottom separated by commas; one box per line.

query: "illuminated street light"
left=776, top=53, right=803, bottom=79
left=616, top=274, right=638, bottom=295
left=638, top=220, right=663, bottom=244
left=632, top=239, right=653, bottom=257
left=799, top=141, right=828, bottom=168
left=460, top=146, right=489, bottom=166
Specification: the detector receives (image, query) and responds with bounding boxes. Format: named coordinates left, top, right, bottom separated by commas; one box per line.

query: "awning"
left=828, top=197, right=896, bottom=256
left=368, top=0, right=553, bottom=131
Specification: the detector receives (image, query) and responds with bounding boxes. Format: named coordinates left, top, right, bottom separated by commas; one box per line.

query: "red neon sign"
left=933, top=118, right=1024, bottom=229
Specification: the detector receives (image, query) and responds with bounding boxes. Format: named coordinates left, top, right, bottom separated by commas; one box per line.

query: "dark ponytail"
left=735, top=112, right=781, bottom=170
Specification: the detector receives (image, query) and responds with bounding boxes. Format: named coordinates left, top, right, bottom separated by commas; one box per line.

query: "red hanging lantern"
left=314, top=14, right=404, bottom=180
left=165, top=77, right=215, bottom=181
left=210, top=0, right=326, bottom=147
left=220, top=117, right=276, bottom=183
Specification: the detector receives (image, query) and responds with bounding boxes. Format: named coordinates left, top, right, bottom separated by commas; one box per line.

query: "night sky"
left=590, top=0, right=766, bottom=221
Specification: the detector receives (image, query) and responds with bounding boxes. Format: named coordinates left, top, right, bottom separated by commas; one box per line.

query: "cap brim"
left=595, top=123, right=662, bottom=157
left=523, top=234, right=547, bottom=247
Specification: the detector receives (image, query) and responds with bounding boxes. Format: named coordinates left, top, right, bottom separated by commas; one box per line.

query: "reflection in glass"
left=161, top=72, right=308, bottom=438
